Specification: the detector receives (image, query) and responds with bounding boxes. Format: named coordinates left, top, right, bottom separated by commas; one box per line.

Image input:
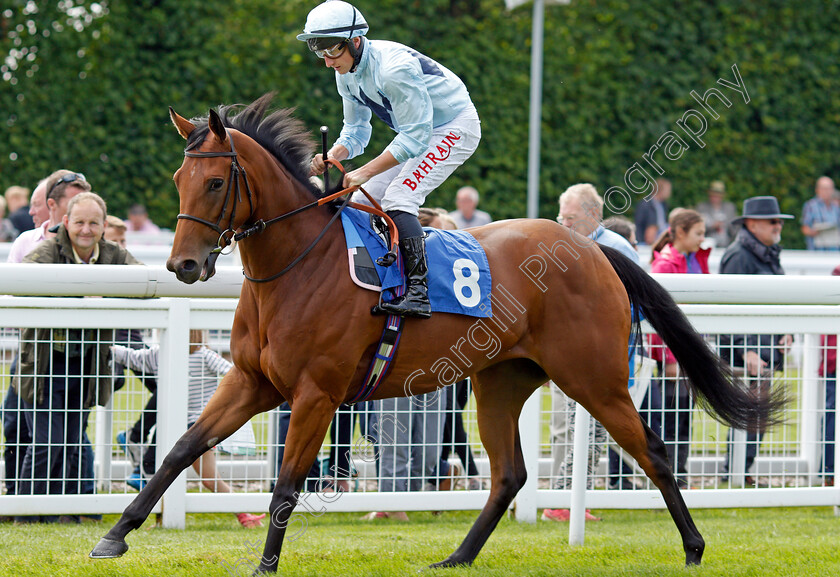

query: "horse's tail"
left=599, top=244, right=786, bottom=432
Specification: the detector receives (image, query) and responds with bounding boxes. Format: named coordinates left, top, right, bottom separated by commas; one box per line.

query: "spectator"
left=113, top=327, right=158, bottom=491
left=602, top=216, right=638, bottom=248
left=438, top=213, right=458, bottom=231
left=3, top=171, right=90, bottom=513
left=718, top=196, right=794, bottom=485
left=801, top=176, right=840, bottom=251
left=104, top=212, right=152, bottom=485
left=363, top=389, right=447, bottom=522
left=418, top=207, right=444, bottom=229
left=818, top=264, right=840, bottom=487
left=273, top=403, right=365, bottom=494
left=4, top=185, right=33, bottom=234
left=325, top=407, right=359, bottom=492
left=273, top=403, right=321, bottom=494
left=449, top=186, right=492, bottom=229
left=418, top=208, right=477, bottom=490
left=7, top=170, right=90, bottom=264
left=424, top=207, right=459, bottom=231
left=27, top=180, right=49, bottom=229
left=125, top=203, right=161, bottom=234
left=3, top=184, right=40, bottom=498
left=12, top=193, right=140, bottom=523
left=695, top=180, right=737, bottom=248
left=436, top=379, right=476, bottom=491
left=558, top=183, right=639, bottom=264
left=360, top=223, right=451, bottom=517
left=104, top=215, right=128, bottom=248
left=109, top=330, right=265, bottom=528
left=0, top=196, right=17, bottom=241
left=634, top=178, right=671, bottom=245
left=648, top=208, right=710, bottom=488
left=543, top=183, right=639, bottom=522
left=104, top=219, right=157, bottom=494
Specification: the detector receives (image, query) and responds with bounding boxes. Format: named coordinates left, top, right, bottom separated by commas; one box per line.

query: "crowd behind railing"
left=0, top=316, right=835, bottom=523
left=1, top=173, right=839, bottom=527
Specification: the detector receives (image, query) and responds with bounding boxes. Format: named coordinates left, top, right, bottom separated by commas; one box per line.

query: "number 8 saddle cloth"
left=340, top=207, right=492, bottom=318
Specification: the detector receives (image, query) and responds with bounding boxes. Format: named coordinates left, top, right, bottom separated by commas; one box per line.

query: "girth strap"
left=349, top=313, right=405, bottom=405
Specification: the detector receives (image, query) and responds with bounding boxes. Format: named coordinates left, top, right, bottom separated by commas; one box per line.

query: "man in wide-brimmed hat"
left=718, top=195, right=793, bottom=486
left=723, top=195, right=793, bottom=271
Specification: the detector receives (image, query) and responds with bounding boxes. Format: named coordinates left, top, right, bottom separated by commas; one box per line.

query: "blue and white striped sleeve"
left=111, top=344, right=160, bottom=375
left=200, top=347, right=233, bottom=377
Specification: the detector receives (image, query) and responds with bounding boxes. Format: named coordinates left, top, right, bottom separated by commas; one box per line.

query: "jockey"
left=300, top=0, right=481, bottom=319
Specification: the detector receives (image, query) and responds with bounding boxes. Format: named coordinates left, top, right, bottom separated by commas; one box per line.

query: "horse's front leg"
left=256, top=390, right=339, bottom=574
left=90, top=369, right=281, bottom=559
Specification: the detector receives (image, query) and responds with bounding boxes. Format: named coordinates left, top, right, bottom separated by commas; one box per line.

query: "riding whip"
left=320, top=125, right=329, bottom=192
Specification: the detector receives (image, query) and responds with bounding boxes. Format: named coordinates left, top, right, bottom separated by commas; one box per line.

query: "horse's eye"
left=209, top=178, right=224, bottom=192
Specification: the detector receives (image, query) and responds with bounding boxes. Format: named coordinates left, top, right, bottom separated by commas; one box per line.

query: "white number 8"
left=453, top=258, right=481, bottom=307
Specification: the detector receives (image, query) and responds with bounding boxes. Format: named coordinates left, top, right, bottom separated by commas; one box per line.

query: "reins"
left=179, top=132, right=399, bottom=282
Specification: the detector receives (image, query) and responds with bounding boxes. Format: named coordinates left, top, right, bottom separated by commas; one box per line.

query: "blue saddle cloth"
left=340, top=207, right=492, bottom=318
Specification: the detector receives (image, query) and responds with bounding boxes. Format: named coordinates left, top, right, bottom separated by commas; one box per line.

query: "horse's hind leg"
left=583, top=389, right=705, bottom=566
left=90, top=368, right=282, bottom=559
left=431, top=359, right=545, bottom=568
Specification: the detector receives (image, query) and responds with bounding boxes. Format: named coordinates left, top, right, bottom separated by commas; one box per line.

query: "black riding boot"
left=379, top=236, right=432, bottom=319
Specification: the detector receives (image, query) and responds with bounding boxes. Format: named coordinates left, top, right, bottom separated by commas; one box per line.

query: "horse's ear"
left=169, top=107, right=195, bottom=140
left=208, top=109, right=227, bottom=144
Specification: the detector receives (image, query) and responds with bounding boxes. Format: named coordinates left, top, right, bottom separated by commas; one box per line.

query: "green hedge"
left=2, top=0, right=839, bottom=247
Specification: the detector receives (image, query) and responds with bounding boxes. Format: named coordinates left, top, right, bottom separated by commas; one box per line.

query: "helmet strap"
left=348, top=37, right=364, bottom=73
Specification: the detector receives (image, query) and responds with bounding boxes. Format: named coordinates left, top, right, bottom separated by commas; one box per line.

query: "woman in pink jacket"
left=648, top=208, right=709, bottom=488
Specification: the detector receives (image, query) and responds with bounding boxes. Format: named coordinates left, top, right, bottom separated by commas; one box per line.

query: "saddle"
left=340, top=207, right=492, bottom=318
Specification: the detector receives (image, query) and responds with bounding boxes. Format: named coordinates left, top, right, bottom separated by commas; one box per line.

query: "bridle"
left=177, top=129, right=399, bottom=282
left=180, top=129, right=254, bottom=255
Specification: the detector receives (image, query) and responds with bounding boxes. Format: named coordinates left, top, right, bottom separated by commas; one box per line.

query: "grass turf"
left=0, top=507, right=838, bottom=576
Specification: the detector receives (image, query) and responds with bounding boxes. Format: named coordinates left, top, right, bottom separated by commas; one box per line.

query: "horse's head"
left=167, top=94, right=328, bottom=283
left=167, top=107, right=251, bottom=283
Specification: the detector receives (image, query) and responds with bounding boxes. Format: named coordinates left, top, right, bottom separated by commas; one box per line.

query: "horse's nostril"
left=182, top=260, right=197, bottom=272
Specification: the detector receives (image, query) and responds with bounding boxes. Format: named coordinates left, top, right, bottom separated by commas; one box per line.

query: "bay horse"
left=91, top=94, right=782, bottom=572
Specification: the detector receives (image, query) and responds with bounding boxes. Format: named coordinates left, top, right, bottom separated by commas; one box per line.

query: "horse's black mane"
left=185, top=93, right=330, bottom=201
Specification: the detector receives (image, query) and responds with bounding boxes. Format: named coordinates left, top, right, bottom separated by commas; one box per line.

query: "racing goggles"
left=308, top=39, right=348, bottom=59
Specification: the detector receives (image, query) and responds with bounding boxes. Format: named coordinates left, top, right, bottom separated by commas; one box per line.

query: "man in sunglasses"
left=718, top=196, right=794, bottom=486
left=299, top=1, right=481, bottom=319
left=6, top=170, right=90, bottom=264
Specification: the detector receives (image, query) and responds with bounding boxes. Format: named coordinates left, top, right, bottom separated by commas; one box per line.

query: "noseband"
left=179, top=129, right=254, bottom=255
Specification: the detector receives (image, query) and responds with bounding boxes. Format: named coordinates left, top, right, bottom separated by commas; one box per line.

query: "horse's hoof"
left=685, top=547, right=704, bottom=566
left=428, top=557, right=471, bottom=570
left=89, top=537, right=129, bottom=559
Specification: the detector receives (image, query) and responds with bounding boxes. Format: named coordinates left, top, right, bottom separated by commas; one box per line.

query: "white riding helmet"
left=296, top=1, right=369, bottom=44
